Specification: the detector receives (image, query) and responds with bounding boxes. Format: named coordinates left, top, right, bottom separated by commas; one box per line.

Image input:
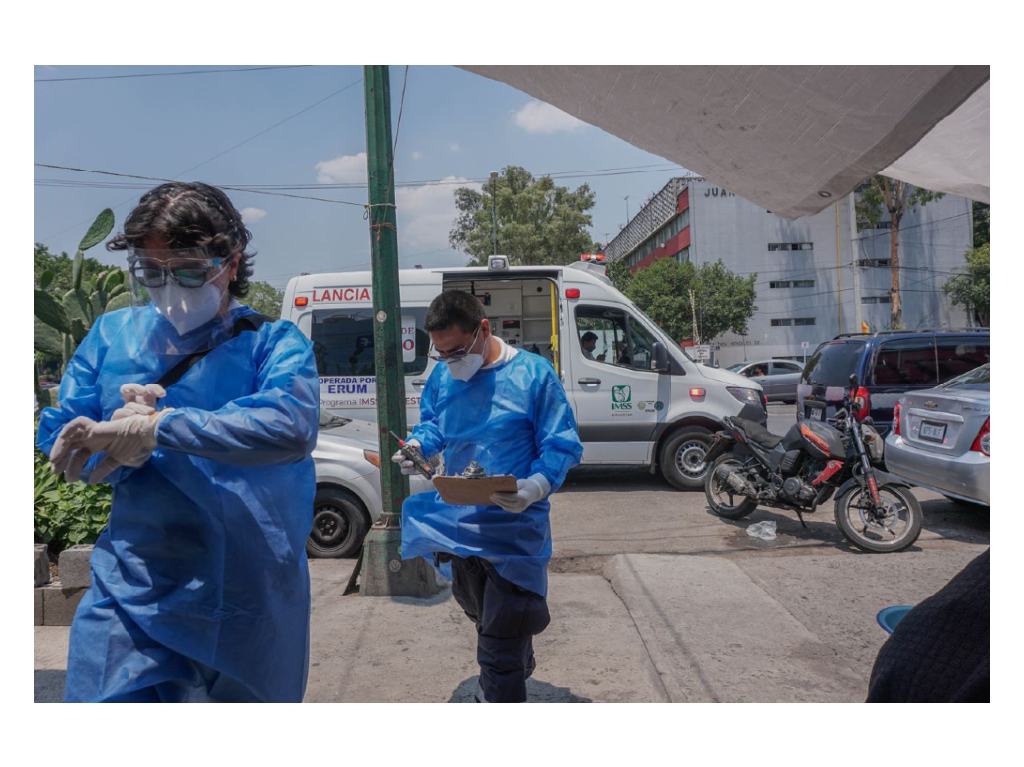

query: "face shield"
left=126, top=247, right=237, bottom=356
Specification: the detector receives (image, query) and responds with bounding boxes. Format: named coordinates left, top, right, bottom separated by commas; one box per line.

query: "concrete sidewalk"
left=36, top=550, right=971, bottom=703
left=34, top=559, right=665, bottom=703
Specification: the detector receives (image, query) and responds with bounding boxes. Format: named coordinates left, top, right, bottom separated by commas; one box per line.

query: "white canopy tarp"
left=462, top=65, right=989, bottom=218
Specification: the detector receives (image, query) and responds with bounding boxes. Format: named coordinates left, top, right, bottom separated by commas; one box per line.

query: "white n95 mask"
left=150, top=263, right=229, bottom=335
left=446, top=353, right=485, bottom=381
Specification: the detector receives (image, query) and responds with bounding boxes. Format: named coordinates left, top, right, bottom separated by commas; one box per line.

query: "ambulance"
left=282, top=255, right=766, bottom=489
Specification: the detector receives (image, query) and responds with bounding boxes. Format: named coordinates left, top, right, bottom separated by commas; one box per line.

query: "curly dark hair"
left=107, top=181, right=255, bottom=298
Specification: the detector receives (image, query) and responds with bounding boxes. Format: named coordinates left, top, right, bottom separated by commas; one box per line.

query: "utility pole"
left=358, top=65, right=440, bottom=597
left=848, top=192, right=864, bottom=331
left=689, top=288, right=700, bottom=345
left=834, top=201, right=844, bottom=335
left=624, top=195, right=630, bottom=224
left=490, top=170, right=499, bottom=255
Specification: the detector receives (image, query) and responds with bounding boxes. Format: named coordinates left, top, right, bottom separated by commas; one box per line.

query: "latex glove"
left=390, top=438, right=422, bottom=476
left=490, top=474, right=551, bottom=513
left=111, top=383, right=167, bottom=420
left=84, top=384, right=169, bottom=482
left=50, top=410, right=172, bottom=484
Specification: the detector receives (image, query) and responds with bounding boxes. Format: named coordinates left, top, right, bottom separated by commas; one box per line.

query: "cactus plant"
left=34, top=209, right=121, bottom=393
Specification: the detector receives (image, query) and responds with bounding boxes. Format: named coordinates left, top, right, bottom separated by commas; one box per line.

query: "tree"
left=944, top=243, right=989, bottom=326
left=606, top=258, right=634, bottom=294
left=35, top=243, right=109, bottom=294
left=856, top=177, right=944, bottom=329
left=449, top=166, right=598, bottom=266
left=972, top=201, right=989, bottom=248
left=34, top=210, right=126, bottom=407
left=624, top=258, right=757, bottom=343
left=246, top=281, right=284, bottom=320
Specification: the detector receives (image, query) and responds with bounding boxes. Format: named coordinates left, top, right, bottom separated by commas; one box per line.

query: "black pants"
left=447, top=555, right=550, bottom=702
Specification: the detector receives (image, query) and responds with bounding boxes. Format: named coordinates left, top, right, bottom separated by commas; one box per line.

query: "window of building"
left=768, top=242, right=814, bottom=252
left=770, top=317, right=816, bottom=327
left=857, top=258, right=891, bottom=267
left=861, top=295, right=892, bottom=304
left=769, top=279, right=816, bottom=289
left=675, top=247, right=690, bottom=264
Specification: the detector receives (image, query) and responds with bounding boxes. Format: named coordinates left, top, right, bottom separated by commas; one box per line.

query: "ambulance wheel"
left=660, top=427, right=713, bottom=490
left=307, top=486, right=370, bottom=558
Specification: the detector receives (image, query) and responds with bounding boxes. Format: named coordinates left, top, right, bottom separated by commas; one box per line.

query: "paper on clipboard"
left=432, top=474, right=517, bottom=506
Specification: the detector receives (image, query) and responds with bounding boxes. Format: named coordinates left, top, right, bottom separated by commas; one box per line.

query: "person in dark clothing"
left=867, top=548, right=989, bottom=702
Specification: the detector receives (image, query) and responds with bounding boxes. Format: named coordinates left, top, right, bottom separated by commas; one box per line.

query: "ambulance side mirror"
left=652, top=342, right=670, bottom=373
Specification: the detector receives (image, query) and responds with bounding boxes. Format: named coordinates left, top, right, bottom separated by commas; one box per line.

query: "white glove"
left=490, top=474, right=551, bottom=513
left=111, top=383, right=167, bottom=420
left=390, top=438, right=422, bottom=475
left=50, top=410, right=172, bottom=484
left=56, top=383, right=169, bottom=483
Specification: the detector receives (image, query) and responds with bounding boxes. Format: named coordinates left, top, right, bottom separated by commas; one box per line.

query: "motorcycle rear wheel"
left=834, top=484, right=922, bottom=553
left=704, top=455, right=758, bottom=520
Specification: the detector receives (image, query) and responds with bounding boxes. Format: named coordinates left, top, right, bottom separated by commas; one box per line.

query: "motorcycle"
left=703, top=374, right=923, bottom=553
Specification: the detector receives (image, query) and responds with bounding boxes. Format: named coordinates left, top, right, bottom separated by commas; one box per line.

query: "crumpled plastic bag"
left=746, top=520, right=777, bottom=541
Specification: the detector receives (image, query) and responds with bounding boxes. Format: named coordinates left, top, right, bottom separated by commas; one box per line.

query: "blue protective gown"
left=36, top=304, right=319, bottom=702
left=400, top=350, right=583, bottom=597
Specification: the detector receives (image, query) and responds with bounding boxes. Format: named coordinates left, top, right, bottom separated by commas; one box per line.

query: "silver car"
left=727, top=359, right=804, bottom=403
left=310, top=414, right=432, bottom=557
left=884, top=364, right=990, bottom=506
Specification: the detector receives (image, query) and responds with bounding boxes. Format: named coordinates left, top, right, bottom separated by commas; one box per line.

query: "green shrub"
left=34, top=440, right=111, bottom=556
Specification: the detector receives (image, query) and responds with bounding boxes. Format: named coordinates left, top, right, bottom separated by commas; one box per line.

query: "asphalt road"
left=549, top=402, right=990, bottom=674
left=552, top=403, right=989, bottom=563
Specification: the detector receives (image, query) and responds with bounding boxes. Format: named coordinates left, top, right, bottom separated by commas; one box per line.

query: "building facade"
left=604, top=177, right=973, bottom=367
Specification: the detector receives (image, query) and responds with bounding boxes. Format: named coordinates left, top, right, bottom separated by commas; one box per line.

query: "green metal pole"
left=359, top=65, right=440, bottom=597
left=365, top=64, right=408, bottom=525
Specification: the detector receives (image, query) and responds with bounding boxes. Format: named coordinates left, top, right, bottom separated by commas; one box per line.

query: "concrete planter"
left=34, top=544, right=93, bottom=626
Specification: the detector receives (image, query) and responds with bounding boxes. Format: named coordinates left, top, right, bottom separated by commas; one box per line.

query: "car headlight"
left=727, top=386, right=761, bottom=408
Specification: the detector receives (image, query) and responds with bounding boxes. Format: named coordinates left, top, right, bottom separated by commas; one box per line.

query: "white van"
left=282, top=257, right=766, bottom=489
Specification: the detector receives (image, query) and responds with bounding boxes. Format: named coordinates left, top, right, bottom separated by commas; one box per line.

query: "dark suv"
left=797, top=329, right=990, bottom=435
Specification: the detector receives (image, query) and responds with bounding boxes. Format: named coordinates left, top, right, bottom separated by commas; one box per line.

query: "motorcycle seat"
left=730, top=417, right=783, bottom=449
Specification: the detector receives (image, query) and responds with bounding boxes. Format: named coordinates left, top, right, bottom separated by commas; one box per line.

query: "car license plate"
left=919, top=421, right=947, bottom=443
left=806, top=405, right=823, bottom=421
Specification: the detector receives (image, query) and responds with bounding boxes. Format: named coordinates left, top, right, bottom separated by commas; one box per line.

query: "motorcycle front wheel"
left=834, top=483, right=923, bottom=553
left=704, top=454, right=758, bottom=520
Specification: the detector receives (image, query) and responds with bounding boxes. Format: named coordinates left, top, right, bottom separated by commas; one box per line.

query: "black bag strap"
left=156, top=313, right=270, bottom=390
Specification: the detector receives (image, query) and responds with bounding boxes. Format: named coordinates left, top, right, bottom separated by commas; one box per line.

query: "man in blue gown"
left=396, top=290, right=583, bottom=702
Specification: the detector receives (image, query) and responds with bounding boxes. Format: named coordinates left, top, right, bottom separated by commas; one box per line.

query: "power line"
left=37, top=76, right=366, bottom=241
left=392, top=66, right=410, bottom=158
left=35, top=164, right=367, bottom=207
left=35, top=65, right=314, bottom=83
left=174, top=77, right=364, bottom=180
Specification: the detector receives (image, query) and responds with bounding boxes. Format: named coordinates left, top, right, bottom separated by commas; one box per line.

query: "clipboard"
left=432, top=474, right=517, bottom=506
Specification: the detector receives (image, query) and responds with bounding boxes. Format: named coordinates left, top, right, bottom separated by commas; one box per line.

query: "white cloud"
left=314, top=152, right=367, bottom=184
left=514, top=99, right=585, bottom=134
left=240, top=207, right=267, bottom=224
left=396, top=176, right=481, bottom=257
left=411, top=151, right=423, bottom=160
left=448, top=143, right=461, bottom=152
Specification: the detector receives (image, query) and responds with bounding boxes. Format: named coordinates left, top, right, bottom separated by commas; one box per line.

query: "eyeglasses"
left=128, top=253, right=225, bottom=289
left=427, top=325, right=481, bottom=361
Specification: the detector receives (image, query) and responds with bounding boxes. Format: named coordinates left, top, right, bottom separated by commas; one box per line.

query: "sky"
left=34, top=65, right=688, bottom=292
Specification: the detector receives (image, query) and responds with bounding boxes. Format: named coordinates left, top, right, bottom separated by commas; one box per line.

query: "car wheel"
left=307, top=486, right=370, bottom=559
left=660, top=427, right=713, bottom=490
